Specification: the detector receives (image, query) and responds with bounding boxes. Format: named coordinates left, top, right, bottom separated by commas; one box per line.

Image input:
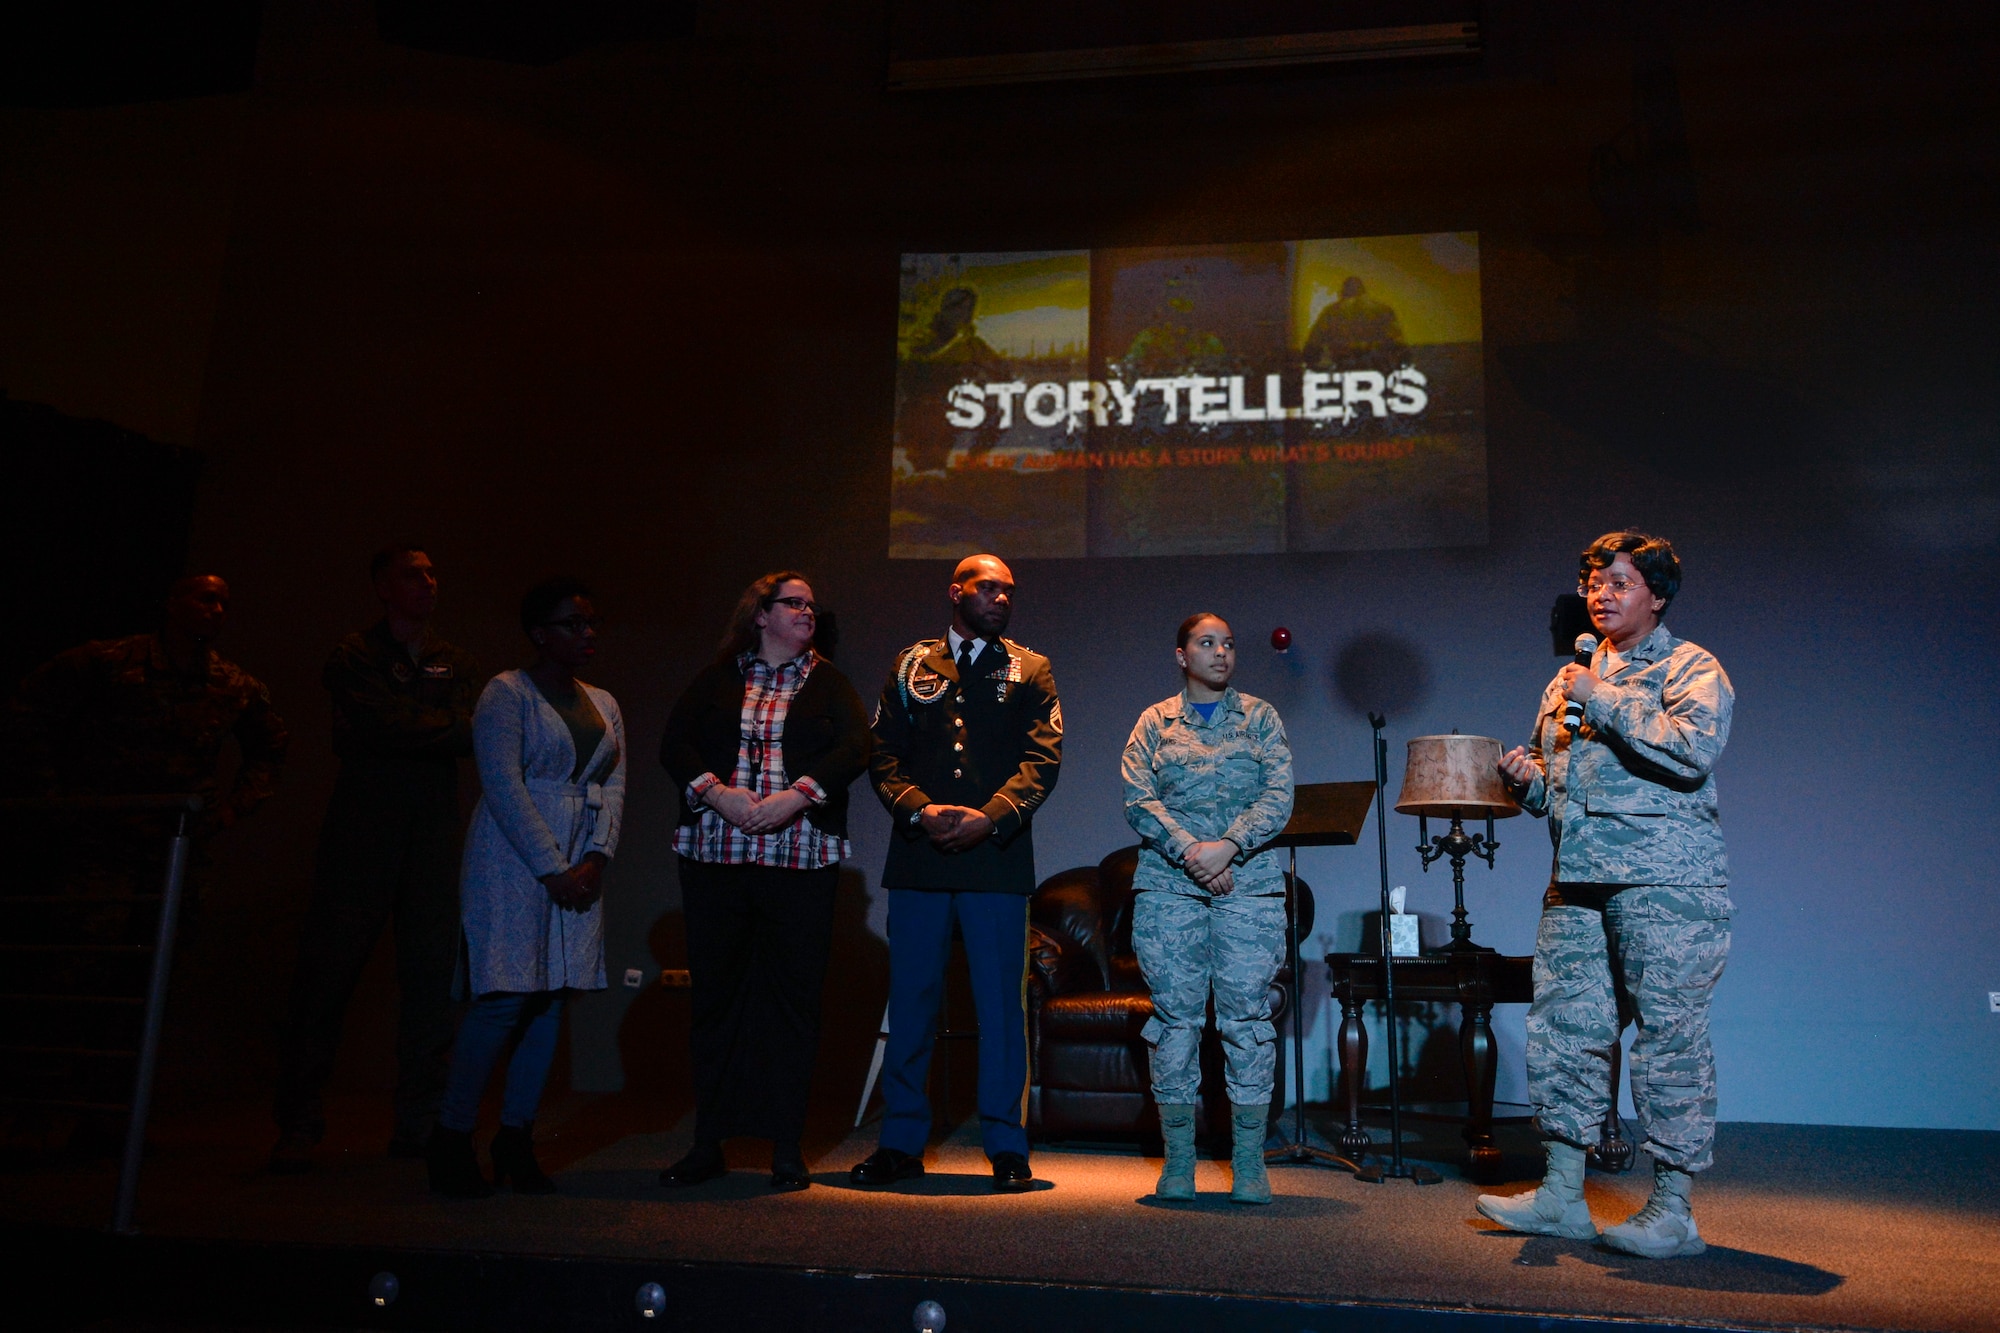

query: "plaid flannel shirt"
left=673, top=650, right=850, bottom=869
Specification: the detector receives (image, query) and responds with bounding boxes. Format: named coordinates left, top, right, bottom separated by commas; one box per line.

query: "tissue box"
left=1389, top=913, right=1420, bottom=957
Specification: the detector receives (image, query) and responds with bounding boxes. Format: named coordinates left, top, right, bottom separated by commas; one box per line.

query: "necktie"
left=957, top=640, right=976, bottom=679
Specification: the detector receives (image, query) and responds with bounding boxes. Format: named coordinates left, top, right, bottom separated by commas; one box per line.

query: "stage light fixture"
left=913, top=1299, right=947, bottom=1332
left=368, top=1272, right=400, bottom=1307
left=635, top=1282, right=667, bottom=1319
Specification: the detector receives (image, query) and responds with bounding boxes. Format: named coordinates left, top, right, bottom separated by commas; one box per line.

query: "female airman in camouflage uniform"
left=1479, top=532, right=1734, bottom=1259
left=1122, top=614, right=1294, bottom=1205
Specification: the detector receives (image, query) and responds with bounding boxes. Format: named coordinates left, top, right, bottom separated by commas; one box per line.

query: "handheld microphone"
left=1563, top=633, right=1599, bottom=734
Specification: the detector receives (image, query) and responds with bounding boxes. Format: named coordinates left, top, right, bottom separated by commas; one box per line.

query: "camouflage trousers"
left=1132, top=889, right=1287, bottom=1106
left=1527, top=882, right=1733, bottom=1172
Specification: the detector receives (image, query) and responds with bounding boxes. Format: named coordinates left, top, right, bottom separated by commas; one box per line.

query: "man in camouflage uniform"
left=271, top=547, right=479, bottom=1170
left=8, top=575, right=286, bottom=1124
left=11, top=572, right=288, bottom=863
left=1480, top=532, right=1733, bottom=1259
left=1122, top=613, right=1294, bottom=1205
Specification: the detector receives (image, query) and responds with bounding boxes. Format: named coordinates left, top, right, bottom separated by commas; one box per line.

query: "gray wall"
left=3, top=2, right=1994, bottom=1128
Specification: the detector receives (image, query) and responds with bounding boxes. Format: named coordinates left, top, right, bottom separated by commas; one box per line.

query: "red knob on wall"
left=1270, top=626, right=1292, bottom=653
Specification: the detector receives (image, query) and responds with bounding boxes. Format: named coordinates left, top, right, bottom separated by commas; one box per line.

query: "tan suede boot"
left=1601, top=1160, right=1705, bottom=1258
left=1228, top=1103, right=1272, bottom=1205
left=1154, top=1104, right=1197, bottom=1200
left=1475, top=1140, right=1597, bottom=1239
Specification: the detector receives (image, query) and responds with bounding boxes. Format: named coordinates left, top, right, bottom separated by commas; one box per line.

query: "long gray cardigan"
left=460, top=669, right=626, bottom=995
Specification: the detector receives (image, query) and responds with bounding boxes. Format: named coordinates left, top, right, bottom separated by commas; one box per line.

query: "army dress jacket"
left=1123, top=687, right=1295, bottom=897
left=1514, top=623, right=1733, bottom=887
left=871, top=636, right=1061, bottom=895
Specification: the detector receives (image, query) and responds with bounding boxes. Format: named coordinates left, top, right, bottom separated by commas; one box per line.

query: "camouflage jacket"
left=1123, top=687, right=1295, bottom=896
left=1513, top=624, right=1732, bottom=886
left=10, top=632, right=288, bottom=828
left=324, top=620, right=479, bottom=771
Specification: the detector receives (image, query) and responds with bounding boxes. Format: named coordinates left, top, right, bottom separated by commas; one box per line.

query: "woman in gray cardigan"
left=429, top=576, right=626, bottom=1197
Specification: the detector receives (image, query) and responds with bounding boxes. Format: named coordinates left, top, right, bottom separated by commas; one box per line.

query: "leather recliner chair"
left=1026, top=846, right=1312, bottom=1148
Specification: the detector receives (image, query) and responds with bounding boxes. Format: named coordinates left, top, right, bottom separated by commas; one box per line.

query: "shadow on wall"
left=1331, top=632, right=1432, bottom=719
left=616, top=865, right=887, bottom=1156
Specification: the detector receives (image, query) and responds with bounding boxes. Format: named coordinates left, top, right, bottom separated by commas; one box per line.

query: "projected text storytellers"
left=942, top=370, right=1430, bottom=433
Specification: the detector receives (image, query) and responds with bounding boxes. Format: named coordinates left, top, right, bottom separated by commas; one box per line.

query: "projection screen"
left=891, top=233, right=1484, bottom=558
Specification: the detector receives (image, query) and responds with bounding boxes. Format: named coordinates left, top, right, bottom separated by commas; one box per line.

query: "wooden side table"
left=1326, top=950, right=1633, bottom=1183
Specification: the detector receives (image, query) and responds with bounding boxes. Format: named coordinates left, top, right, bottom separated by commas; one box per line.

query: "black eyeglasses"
left=543, top=615, right=604, bottom=634
left=766, top=596, right=820, bottom=615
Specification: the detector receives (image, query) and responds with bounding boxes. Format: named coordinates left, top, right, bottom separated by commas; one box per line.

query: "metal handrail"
left=0, top=791, right=202, bottom=1233
left=0, top=896, right=164, bottom=904
left=0, top=795, right=205, bottom=814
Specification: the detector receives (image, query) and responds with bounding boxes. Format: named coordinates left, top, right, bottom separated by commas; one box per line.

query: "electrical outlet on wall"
left=623, top=968, right=645, bottom=989
left=1989, top=991, right=2000, bottom=1014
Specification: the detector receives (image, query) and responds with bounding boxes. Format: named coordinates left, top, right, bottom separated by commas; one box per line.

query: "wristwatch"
left=908, top=807, right=925, bottom=828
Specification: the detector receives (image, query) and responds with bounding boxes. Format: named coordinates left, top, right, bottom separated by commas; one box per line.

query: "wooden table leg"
left=1457, top=991, right=1503, bottom=1183
left=1336, top=985, right=1372, bottom=1161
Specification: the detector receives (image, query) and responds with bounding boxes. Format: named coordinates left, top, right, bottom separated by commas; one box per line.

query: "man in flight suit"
left=271, top=546, right=479, bottom=1171
left=850, top=554, right=1060, bottom=1192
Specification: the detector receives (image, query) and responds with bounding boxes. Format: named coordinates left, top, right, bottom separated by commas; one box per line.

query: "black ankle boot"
left=491, top=1122, right=555, bottom=1194
left=426, top=1125, right=492, bottom=1199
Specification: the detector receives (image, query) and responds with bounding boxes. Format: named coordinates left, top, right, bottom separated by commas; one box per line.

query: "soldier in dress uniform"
left=1478, top=532, right=1734, bottom=1260
left=850, top=554, right=1061, bottom=1193
left=271, top=546, right=480, bottom=1171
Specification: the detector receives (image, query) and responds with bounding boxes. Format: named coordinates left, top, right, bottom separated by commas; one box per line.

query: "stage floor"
left=3, top=1095, right=1995, bottom=1333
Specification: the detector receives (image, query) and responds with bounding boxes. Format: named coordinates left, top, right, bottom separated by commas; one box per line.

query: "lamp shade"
left=1395, top=734, right=1522, bottom=818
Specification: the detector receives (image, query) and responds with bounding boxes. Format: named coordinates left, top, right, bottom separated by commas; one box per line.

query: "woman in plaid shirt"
left=657, top=571, right=872, bottom=1192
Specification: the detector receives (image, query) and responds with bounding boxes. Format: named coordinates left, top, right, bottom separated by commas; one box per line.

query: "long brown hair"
left=717, top=570, right=815, bottom=661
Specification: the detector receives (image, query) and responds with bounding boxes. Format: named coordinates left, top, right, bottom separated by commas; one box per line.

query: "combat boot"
left=1475, top=1140, right=1597, bottom=1239
left=1154, top=1104, right=1197, bottom=1201
left=1228, top=1103, right=1272, bottom=1205
left=1601, top=1160, right=1705, bottom=1258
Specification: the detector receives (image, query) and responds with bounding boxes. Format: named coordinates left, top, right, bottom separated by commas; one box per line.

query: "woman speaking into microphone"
left=1481, top=532, right=1734, bottom=1260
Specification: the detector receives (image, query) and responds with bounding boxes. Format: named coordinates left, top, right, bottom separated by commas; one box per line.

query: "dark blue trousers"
left=878, top=888, right=1030, bottom=1161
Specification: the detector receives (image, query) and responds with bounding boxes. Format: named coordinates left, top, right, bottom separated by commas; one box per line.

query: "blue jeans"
left=438, top=991, right=565, bottom=1132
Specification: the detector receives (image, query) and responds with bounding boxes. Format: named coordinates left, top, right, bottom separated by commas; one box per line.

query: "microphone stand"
left=1354, top=713, right=1440, bottom=1186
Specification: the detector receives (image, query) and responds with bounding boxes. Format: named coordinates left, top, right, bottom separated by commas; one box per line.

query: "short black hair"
left=370, top=544, right=427, bottom=582
left=1580, top=531, right=1681, bottom=609
left=520, top=576, right=592, bottom=636
left=1176, top=612, right=1230, bottom=649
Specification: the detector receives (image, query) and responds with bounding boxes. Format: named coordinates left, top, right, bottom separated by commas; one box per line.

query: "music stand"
left=1262, top=779, right=1375, bottom=1172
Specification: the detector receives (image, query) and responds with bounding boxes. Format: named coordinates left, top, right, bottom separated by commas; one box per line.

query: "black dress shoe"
left=658, top=1143, right=728, bottom=1187
left=990, top=1152, right=1034, bottom=1192
left=770, top=1163, right=812, bottom=1192
left=850, top=1147, right=925, bottom=1186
